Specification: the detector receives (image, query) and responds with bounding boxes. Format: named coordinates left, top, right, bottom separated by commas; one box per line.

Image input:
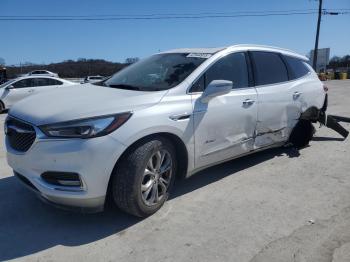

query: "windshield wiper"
left=108, top=84, right=142, bottom=91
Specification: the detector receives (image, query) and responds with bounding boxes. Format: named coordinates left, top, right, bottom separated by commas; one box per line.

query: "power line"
left=0, top=9, right=322, bottom=18
left=2, top=8, right=349, bottom=18
left=0, top=11, right=322, bottom=21
left=1, top=9, right=348, bottom=21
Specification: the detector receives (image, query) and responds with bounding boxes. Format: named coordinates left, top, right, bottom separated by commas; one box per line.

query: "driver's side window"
left=190, top=52, right=249, bottom=93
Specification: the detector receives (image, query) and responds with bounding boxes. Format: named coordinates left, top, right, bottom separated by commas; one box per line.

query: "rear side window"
left=33, top=78, right=51, bottom=86
left=251, top=52, right=288, bottom=85
left=49, top=79, right=63, bottom=85
left=190, top=52, right=249, bottom=92
left=284, top=56, right=310, bottom=79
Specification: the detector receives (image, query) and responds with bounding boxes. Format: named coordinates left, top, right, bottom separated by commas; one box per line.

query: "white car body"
left=27, top=70, right=59, bottom=77
left=0, top=76, right=75, bottom=110
left=5, top=45, right=326, bottom=213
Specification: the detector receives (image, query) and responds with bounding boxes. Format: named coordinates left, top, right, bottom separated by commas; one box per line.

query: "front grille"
left=5, top=116, right=36, bottom=152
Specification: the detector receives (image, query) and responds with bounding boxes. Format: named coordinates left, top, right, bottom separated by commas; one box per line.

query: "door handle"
left=242, top=99, right=255, bottom=106
left=293, top=91, right=302, bottom=99
left=169, top=113, right=191, bottom=121
left=28, top=89, right=34, bottom=93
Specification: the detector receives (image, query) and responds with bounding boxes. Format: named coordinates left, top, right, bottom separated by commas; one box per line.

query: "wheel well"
left=300, top=106, right=321, bottom=122
left=105, top=132, right=189, bottom=204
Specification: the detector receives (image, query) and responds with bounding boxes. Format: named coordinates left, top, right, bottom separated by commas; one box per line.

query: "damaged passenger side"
left=290, top=94, right=349, bottom=149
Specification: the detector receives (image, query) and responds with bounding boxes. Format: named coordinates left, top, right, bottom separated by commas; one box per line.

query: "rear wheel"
left=112, top=137, right=176, bottom=217
left=288, top=120, right=315, bottom=149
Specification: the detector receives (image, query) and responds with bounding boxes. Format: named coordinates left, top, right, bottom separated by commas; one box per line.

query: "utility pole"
left=312, top=0, right=323, bottom=71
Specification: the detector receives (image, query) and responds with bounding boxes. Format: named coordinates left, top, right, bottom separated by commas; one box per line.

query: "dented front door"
left=192, top=88, right=258, bottom=169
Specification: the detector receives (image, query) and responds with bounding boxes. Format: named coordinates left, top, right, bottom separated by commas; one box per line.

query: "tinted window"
left=48, top=79, right=63, bottom=85
left=12, top=79, right=34, bottom=88
left=251, top=52, right=288, bottom=85
left=190, top=52, right=249, bottom=92
left=284, top=56, right=310, bottom=79
left=206, top=52, right=249, bottom=89
left=191, top=75, right=205, bottom=93
left=33, top=78, right=51, bottom=86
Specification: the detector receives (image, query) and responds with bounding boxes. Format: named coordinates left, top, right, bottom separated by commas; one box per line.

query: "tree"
left=6, top=59, right=129, bottom=78
left=328, top=55, right=350, bottom=70
left=125, top=57, right=140, bottom=64
left=0, top=57, right=5, bottom=66
left=329, top=56, right=341, bottom=63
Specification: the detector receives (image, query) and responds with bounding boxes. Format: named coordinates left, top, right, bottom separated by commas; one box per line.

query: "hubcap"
left=141, top=149, right=172, bottom=206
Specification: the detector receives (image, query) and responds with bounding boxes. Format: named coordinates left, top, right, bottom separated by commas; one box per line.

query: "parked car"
left=27, top=70, right=59, bottom=77
left=0, top=76, right=75, bottom=112
left=81, top=75, right=105, bottom=84
left=5, top=45, right=327, bottom=217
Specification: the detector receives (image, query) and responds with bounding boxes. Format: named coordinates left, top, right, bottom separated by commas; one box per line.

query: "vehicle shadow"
left=0, top=146, right=298, bottom=261
left=171, top=146, right=299, bottom=199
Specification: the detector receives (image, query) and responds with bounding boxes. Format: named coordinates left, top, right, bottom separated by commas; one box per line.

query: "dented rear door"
left=249, top=51, right=300, bottom=148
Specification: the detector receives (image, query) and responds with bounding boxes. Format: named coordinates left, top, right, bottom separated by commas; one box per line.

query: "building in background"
left=309, top=48, right=330, bottom=73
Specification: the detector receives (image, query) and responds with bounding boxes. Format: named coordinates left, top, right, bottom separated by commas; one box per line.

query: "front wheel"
left=112, top=137, right=177, bottom=217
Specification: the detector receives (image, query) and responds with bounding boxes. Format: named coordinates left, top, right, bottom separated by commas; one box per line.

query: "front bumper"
left=6, top=133, right=126, bottom=212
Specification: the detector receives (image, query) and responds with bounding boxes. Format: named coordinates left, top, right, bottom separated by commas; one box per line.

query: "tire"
left=112, top=137, right=177, bottom=217
left=288, top=120, right=315, bottom=149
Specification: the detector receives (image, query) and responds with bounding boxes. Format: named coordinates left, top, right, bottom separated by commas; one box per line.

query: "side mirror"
left=5, top=85, right=14, bottom=90
left=201, top=80, right=232, bottom=103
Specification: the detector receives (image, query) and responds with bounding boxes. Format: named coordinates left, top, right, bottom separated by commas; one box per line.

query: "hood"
left=9, top=84, right=167, bottom=126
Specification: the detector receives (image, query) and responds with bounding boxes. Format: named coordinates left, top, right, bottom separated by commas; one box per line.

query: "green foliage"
left=328, top=55, right=350, bottom=69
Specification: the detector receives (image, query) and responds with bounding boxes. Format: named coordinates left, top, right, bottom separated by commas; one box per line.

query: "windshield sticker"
left=187, top=53, right=212, bottom=59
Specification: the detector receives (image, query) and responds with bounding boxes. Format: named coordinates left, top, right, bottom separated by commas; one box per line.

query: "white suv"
left=5, top=45, right=327, bottom=217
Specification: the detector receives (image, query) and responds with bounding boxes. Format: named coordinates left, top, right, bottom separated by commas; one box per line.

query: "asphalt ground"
left=0, top=80, right=349, bottom=262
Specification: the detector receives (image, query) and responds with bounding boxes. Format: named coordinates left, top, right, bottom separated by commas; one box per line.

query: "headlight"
left=40, top=112, right=132, bottom=138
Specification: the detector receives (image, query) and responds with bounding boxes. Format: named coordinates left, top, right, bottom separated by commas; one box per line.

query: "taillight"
left=323, top=85, right=328, bottom=92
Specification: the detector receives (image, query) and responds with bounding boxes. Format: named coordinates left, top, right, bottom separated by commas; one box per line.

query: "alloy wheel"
left=141, top=149, right=172, bottom=206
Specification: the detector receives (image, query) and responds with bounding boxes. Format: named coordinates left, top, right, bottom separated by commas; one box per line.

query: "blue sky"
left=1, top=0, right=349, bottom=65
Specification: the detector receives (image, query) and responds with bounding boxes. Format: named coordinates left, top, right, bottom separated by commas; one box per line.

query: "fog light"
left=41, top=172, right=82, bottom=187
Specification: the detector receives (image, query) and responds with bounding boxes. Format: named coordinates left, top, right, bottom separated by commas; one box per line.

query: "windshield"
left=0, top=79, right=16, bottom=88
left=101, top=53, right=208, bottom=91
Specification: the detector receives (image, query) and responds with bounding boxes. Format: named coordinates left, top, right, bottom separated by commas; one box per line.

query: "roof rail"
left=229, top=44, right=296, bottom=53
